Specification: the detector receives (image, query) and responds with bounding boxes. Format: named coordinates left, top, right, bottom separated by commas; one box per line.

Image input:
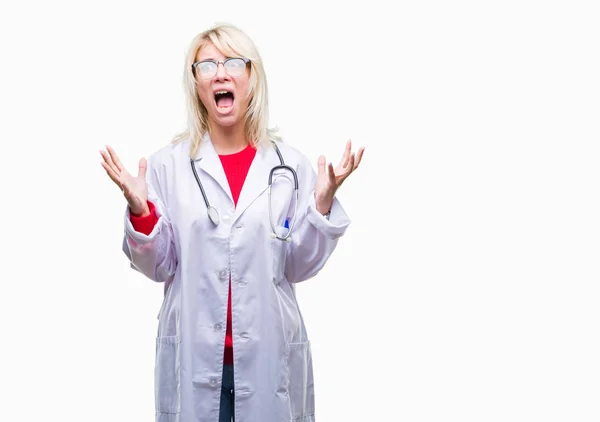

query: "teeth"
left=215, top=90, right=229, bottom=95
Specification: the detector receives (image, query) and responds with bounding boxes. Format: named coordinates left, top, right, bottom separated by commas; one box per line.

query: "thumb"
left=138, top=157, right=147, bottom=179
left=317, top=155, right=326, bottom=176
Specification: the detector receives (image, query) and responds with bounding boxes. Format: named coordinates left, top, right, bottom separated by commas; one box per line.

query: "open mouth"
left=215, top=90, right=234, bottom=111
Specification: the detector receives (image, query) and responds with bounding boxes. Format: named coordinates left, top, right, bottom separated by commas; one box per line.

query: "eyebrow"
left=196, top=56, right=237, bottom=62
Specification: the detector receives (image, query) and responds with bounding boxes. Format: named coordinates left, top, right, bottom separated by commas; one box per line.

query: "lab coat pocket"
left=286, top=341, right=315, bottom=420
left=155, top=335, right=181, bottom=416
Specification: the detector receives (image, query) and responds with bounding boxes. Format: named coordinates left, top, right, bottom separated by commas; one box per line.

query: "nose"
left=215, top=62, right=229, bottom=81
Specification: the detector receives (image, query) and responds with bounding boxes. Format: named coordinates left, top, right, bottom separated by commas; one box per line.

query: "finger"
left=100, top=161, right=122, bottom=187
left=100, top=150, right=121, bottom=175
left=138, top=157, right=147, bottom=179
left=328, top=162, right=336, bottom=186
left=339, top=139, right=352, bottom=168
left=353, top=147, right=365, bottom=170
left=338, top=153, right=355, bottom=184
left=317, top=155, right=326, bottom=176
left=345, top=153, right=355, bottom=177
left=106, top=145, right=124, bottom=173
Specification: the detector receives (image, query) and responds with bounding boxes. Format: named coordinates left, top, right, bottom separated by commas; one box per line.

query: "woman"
left=100, top=23, right=364, bottom=422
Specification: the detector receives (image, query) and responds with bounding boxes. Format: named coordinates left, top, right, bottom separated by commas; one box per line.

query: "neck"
left=209, top=122, right=249, bottom=155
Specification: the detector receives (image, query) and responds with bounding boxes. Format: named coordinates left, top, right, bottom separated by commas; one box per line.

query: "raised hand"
left=314, top=140, right=365, bottom=215
left=100, top=145, right=150, bottom=217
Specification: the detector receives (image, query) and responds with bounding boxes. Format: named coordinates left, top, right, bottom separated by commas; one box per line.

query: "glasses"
left=192, top=58, right=250, bottom=80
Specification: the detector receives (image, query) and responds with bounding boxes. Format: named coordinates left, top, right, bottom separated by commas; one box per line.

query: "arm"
left=284, top=156, right=351, bottom=283
left=122, top=155, right=178, bottom=283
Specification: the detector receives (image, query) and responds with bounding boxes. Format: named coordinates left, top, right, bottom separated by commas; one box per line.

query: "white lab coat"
left=122, top=135, right=351, bottom=422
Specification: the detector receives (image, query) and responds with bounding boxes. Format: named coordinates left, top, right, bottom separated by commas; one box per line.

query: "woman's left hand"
left=314, top=140, right=365, bottom=215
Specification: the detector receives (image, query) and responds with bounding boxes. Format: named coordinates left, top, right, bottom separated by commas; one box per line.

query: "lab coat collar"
left=192, top=134, right=279, bottom=224
left=192, top=133, right=233, bottom=205
left=233, top=140, right=278, bottom=224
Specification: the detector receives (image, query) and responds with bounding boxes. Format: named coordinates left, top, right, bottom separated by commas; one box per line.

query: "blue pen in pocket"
left=284, top=219, right=289, bottom=229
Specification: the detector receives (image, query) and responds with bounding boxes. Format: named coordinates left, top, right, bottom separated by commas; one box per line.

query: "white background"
left=1, top=0, right=599, bottom=421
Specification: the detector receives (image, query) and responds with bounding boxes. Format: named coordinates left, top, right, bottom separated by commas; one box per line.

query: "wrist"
left=314, top=192, right=332, bottom=216
left=131, top=209, right=150, bottom=218
left=130, top=201, right=151, bottom=218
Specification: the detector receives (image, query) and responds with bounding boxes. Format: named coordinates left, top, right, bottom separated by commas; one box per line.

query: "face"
left=194, top=42, right=251, bottom=131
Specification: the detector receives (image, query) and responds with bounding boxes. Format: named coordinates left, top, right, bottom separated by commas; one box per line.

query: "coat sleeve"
left=122, top=153, right=178, bottom=283
left=284, top=155, right=351, bottom=283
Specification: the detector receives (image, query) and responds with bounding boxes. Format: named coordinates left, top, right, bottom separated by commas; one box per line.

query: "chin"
left=206, top=98, right=248, bottom=129
left=213, top=114, right=240, bottom=128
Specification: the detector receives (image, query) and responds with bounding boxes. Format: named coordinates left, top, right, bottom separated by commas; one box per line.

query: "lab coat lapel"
left=233, top=142, right=277, bottom=224
left=193, top=135, right=233, bottom=205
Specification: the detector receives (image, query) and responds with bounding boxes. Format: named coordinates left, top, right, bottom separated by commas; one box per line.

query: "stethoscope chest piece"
left=207, top=206, right=220, bottom=225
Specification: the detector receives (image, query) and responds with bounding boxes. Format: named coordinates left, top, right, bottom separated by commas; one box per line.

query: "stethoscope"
left=190, top=142, right=298, bottom=241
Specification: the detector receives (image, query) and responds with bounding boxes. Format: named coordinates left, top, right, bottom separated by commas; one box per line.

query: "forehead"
left=195, top=42, right=228, bottom=62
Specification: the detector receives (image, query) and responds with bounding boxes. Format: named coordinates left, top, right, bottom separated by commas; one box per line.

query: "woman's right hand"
left=100, top=145, right=150, bottom=217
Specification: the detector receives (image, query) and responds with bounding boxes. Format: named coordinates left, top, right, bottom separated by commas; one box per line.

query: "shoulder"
left=147, top=137, right=191, bottom=170
left=271, top=138, right=312, bottom=171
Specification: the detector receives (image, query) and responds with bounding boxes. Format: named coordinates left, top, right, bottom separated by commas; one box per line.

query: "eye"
left=226, top=58, right=245, bottom=70
left=198, top=61, right=216, bottom=74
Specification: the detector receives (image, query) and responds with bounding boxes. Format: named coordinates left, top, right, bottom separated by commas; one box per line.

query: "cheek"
left=238, top=83, right=251, bottom=107
left=196, top=85, right=212, bottom=107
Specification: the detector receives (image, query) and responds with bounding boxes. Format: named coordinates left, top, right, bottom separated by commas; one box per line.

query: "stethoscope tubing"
left=190, top=158, right=220, bottom=225
left=190, top=143, right=298, bottom=239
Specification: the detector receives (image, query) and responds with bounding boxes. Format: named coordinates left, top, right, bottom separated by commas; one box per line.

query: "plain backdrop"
left=1, top=0, right=599, bottom=421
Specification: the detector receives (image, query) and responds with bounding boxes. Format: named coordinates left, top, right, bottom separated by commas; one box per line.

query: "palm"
left=316, top=161, right=350, bottom=193
left=315, top=140, right=364, bottom=212
left=100, top=145, right=149, bottom=215
left=121, top=168, right=148, bottom=210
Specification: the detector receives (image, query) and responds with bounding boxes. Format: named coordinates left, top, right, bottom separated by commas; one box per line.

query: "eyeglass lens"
left=196, top=59, right=247, bottom=79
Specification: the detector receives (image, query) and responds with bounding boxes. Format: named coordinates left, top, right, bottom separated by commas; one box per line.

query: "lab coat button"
left=209, top=377, right=218, bottom=387
left=218, top=269, right=228, bottom=280
left=214, top=323, right=222, bottom=331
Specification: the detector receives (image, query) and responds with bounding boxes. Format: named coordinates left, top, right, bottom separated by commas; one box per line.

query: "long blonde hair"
left=172, top=23, right=279, bottom=158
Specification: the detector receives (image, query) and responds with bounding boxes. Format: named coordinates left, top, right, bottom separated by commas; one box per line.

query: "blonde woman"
left=100, top=23, right=364, bottom=422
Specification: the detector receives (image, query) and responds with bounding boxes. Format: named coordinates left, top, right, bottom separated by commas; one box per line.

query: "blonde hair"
left=172, top=23, right=279, bottom=158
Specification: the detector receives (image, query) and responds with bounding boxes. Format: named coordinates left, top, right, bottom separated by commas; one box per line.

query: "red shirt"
left=129, top=144, right=257, bottom=365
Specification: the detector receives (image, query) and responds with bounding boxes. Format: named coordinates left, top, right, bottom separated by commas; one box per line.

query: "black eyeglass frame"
left=192, top=58, right=251, bottom=79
